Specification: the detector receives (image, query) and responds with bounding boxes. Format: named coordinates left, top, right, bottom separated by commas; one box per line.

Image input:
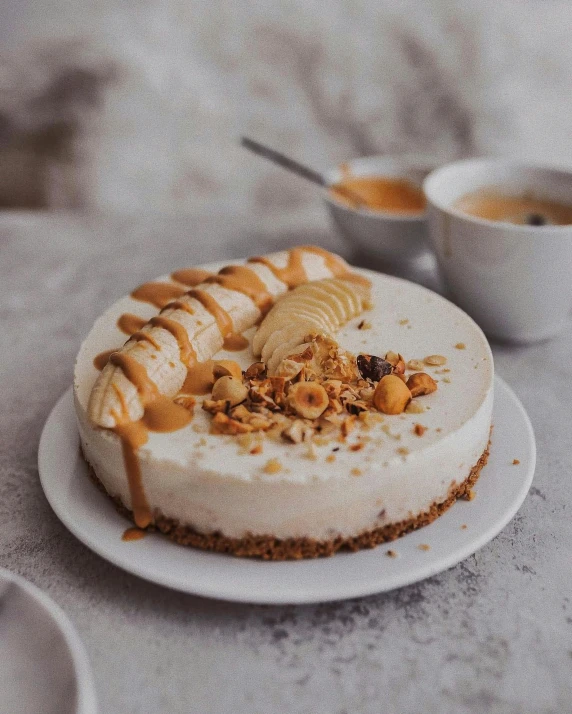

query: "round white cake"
left=74, top=248, right=493, bottom=559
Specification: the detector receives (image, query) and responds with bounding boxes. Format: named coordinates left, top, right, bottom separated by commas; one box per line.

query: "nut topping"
left=424, top=354, right=447, bottom=366
left=357, top=354, right=392, bottom=382
left=407, top=372, right=438, bottom=398
left=211, top=376, right=248, bottom=406
left=373, top=375, right=412, bottom=415
left=287, top=381, right=329, bottom=419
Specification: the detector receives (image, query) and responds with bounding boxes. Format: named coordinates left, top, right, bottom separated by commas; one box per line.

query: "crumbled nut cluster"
left=201, top=333, right=442, bottom=446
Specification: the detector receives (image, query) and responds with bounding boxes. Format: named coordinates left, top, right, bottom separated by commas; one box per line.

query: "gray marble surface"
left=1, top=210, right=571, bottom=714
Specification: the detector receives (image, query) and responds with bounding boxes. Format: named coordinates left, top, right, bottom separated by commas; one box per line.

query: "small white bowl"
left=324, top=155, right=438, bottom=264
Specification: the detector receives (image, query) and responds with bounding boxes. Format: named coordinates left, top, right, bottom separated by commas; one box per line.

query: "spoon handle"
left=241, top=137, right=327, bottom=188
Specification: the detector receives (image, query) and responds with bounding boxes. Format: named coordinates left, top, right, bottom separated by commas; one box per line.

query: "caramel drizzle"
left=131, top=282, right=186, bottom=309
left=117, top=313, right=147, bottom=336
left=187, top=288, right=241, bottom=352
left=249, top=245, right=351, bottom=289
left=130, top=331, right=162, bottom=350
left=93, top=349, right=117, bottom=371
left=206, top=265, right=274, bottom=313
left=171, top=268, right=213, bottom=286
left=149, top=316, right=197, bottom=367
left=165, top=300, right=195, bottom=316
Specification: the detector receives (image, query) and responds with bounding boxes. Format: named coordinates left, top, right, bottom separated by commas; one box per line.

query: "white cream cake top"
left=74, top=261, right=494, bottom=486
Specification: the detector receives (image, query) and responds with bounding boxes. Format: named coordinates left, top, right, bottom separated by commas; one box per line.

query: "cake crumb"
left=455, top=342, right=466, bottom=350
left=465, top=488, right=476, bottom=501
left=326, top=454, right=336, bottom=463
left=405, top=400, right=425, bottom=414
left=461, top=524, right=467, bottom=530
left=397, top=447, right=409, bottom=456
left=512, top=458, right=520, bottom=465
left=351, top=467, right=363, bottom=476
left=350, top=442, right=364, bottom=452
left=399, top=318, right=409, bottom=325
left=418, top=543, right=431, bottom=551
left=357, top=319, right=372, bottom=330
left=414, top=423, right=427, bottom=437
left=263, top=458, right=282, bottom=474
left=386, top=549, right=398, bottom=558
left=250, top=444, right=263, bottom=455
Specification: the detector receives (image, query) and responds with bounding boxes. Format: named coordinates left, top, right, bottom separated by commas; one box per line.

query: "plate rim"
left=38, top=375, right=535, bottom=605
left=0, top=567, right=98, bottom=714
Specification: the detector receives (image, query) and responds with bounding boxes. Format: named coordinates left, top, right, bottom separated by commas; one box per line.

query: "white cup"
left=424, top=158, right=572, bottom=343
left=324, top=155, right=437, bottom=265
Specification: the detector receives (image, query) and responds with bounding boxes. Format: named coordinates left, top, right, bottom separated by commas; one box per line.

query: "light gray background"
left=1, top=212, right=571, bottom=714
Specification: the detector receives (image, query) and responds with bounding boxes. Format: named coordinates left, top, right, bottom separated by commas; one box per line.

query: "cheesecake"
left=74, top=246, right=493, bottom=559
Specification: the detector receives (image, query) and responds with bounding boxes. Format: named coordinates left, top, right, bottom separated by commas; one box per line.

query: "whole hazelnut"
left=287, top=381, right=329, bottom=420
left=373, top=375, right=412, bottom=415
left=211, top=375, right=248, bottom=406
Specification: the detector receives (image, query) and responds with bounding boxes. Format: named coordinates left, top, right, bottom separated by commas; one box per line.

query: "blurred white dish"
left=0, top=569, right=97, bottom=714
left=324, top=155, right=438, bottom=264
left=424, top=158, right=572, bottom=343
left=38, top=378, right=534, bottom=605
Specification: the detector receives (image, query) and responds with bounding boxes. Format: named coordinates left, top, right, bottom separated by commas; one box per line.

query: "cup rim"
left=423, top=157, right=572, bottom=233
left=323, top=153, right=440, bottom=222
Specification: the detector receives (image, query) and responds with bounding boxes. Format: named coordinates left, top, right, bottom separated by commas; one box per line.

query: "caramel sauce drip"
left=93, top=349, right=117, bottom=371
left=222, top=333, right=249, bottom=351
left=110, top=352, right=159, bottom=404
left=130, top=331, right=162, bottom=350
left=182, top=360, right=214, bottom=395
left=340, top=272, right=372, bottom=289
left=141, top=395, right=194, bottom=432
left=113, top=420, right=151, bottom=528
left=249, top=251, right=307, bottom=289
left=171, top=267, right=213, bottom=286
left=110, top=353, right=193, bottom=529
left=122, top=527, right=146, bottom=542
left=206, top=265, right=274, bottom=313
left=166, top=301, right=195, bottom=316
left=150, top=316, right=197, bottom=367
left=131, top=282, right=186, bottom=309
left=117, top=313, right=147, bottom=336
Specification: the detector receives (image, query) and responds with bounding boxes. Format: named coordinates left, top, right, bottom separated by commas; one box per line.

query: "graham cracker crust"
left=83, top=442, right=490, bottom=560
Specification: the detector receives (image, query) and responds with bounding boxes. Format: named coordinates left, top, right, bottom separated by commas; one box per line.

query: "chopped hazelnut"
left=455, top=343, right=466, bottom=350
left=407, top=372, right=438, bottom=398
left=407, top=359, right=425, bottom=371
left=424, top=354, right=447, bottom=366
left=263, top=458, right=282, bottom=474
left=413, top=423, right=427, bottom=436
left=213, top=360, right=242, bottom=380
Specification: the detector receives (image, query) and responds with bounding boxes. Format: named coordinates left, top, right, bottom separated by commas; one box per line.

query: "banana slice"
left=88, top=247, right=353, bottom=428
left=254, top=277, right=371, bottom=375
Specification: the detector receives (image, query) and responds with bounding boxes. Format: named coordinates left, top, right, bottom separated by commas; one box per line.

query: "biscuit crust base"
left=83, top=442, right=490, bottom=560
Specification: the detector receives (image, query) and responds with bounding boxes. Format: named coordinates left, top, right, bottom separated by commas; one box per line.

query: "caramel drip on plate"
left=122, top=527, right=146, bottom=542
left=171, top=268, right=213, bottom=286
left=93, top=349, right=117, bottom=371
left=130, top=331, right=162, bottom=350
left=150, top=316, right=197, bottom=367
left=117, top=313, right=147, bottom=336
left=131, top=282, right=186, bottom=309
left=206, top=265, right=274, bottom=313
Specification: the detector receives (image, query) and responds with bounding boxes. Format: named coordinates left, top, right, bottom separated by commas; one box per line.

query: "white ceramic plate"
left=0, top=569, right=97, bottom=714
left=38, top=377, right=535, bottom=605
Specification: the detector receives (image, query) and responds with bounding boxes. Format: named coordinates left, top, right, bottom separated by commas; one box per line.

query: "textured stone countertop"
left=1, top=211, right=571, bottom=714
